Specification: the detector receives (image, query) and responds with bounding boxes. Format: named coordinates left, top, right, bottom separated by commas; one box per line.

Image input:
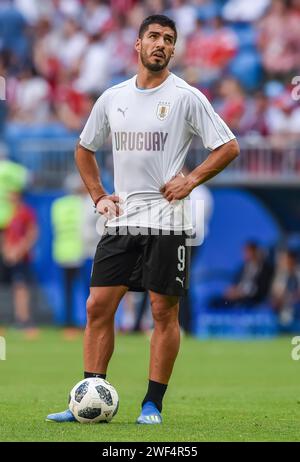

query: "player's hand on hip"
left=96, top=195, right=123, bottom=218
left=160, top=173, right=192, bottom=202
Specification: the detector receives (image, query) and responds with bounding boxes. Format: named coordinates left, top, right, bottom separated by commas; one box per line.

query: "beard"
left=140, top=47, right=171, bottom=72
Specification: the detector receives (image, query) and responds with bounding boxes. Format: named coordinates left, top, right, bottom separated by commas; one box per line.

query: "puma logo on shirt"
left=176, top=276, right=185, bottom=288
left=118, top=107, right=128, bottom=117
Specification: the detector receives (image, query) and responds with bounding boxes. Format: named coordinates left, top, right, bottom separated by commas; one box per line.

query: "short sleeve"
left=79, top=91, right=111, bottom=152
left=186, top=89, right=236, bottom=151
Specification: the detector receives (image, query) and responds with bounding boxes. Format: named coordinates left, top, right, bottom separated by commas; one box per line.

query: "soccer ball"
left=68, top=378, right=119, bottom=423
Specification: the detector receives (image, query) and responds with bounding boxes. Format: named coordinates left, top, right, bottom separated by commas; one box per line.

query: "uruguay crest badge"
left=156, top=102, right=170, bottom=121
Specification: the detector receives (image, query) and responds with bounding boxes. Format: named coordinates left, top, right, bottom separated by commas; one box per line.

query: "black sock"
left=84, top=371, right=107, bottom=379
left=142, top=380, right=168, bottom=412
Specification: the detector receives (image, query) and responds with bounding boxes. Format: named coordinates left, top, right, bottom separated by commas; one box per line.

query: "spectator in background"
left=143, top=0, right=164, bottom=16
left=195, top=0, right=221, bottom=22
left=257, top=0, right=300, bottom=75
left=51, top=173, right=111, bottom=332
left=271, top=249, right=300, bottom=328
left=51, top=174, right=86, bottom=338
left=74, top=31, right=110, bottom=94
left=105, top=15, right=137, bottom=80
left=0, top=147, right=28, bottom=288
left=0, top=0, right=299, bottom=149
left=54, top=85, right=98, bottom=132
left=1, top=191, right=38, bottom=335
left=81, top=0, right=111, bottom=36
left=56, top=16, right=88, bottom=72
left=0, top=147, right=28, bottom=234
left=14, top=0, right=49, bottom=26
left=81, top=180, right=105, bottom=299
left=222, top=0, right=270, bottom=22
left=184, top=17, right=238, bottom=86
left=9, top=65, right=51, bottom=123
left=266, top=91, right=300, bottom=148
left=215, top=77, right=246, bottom=135
left=239, top=91, right=270, bottom=138
left=0, top=52, right=9, bottom=137
left=0, top=0, right=29, bottom=59
left=16, top=0, right=83, bottom=26
left=210, top=241, right=274, bottom=308
left=167, top=0, right=197, bottom=38
left=32, top=17, right=58, bottom=81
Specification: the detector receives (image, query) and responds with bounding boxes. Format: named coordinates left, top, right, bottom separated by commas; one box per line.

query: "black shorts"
left=1, top=261, right=32, bottom=285
left=90, top=227, right=191, bottom=296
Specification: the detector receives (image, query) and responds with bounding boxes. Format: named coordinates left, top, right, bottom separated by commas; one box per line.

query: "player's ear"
left=135, top=38, right=141, bottom=53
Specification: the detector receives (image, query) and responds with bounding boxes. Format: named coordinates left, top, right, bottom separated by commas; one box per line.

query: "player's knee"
left=151, top=294, right=179, bottom=324
left=86, top=294, right=112, bottom=326
left=151, top=302, right=179, bottom=326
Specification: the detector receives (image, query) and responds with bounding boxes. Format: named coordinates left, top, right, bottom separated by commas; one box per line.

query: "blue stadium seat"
left=228, top=49, right=262, bottom=91
left=230, top=22, right=257, bottom=50
left=195, top=306, right=278, bottom=338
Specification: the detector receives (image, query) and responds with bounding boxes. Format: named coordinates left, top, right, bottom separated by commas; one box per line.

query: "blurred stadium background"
left=1, top=0, right=300, bottom=338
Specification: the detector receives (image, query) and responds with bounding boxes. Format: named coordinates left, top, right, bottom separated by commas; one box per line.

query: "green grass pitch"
left=0, top=329, right=299, bottom=442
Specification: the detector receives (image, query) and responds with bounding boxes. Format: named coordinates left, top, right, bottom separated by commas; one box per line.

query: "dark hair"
left=138, top=15, right=177, bottom=43
left=244, top=241, right=259, bottom=251
left=286, top=249, right=298, bottom=261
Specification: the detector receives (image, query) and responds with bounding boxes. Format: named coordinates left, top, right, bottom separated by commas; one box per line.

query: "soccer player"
left=46, top=14, right=239, bottom=424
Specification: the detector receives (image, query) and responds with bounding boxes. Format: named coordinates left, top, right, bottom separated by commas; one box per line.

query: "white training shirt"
left=79, top=73, right=235, bottom=230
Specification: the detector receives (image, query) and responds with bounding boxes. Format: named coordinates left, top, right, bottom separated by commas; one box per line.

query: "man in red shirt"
left=2, top=192, right=38, bottom=331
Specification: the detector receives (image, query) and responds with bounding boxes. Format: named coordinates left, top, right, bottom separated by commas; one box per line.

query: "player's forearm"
left=187, top=139, right=240, bottom=189
left=75, top=142, right=107, bottom=203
